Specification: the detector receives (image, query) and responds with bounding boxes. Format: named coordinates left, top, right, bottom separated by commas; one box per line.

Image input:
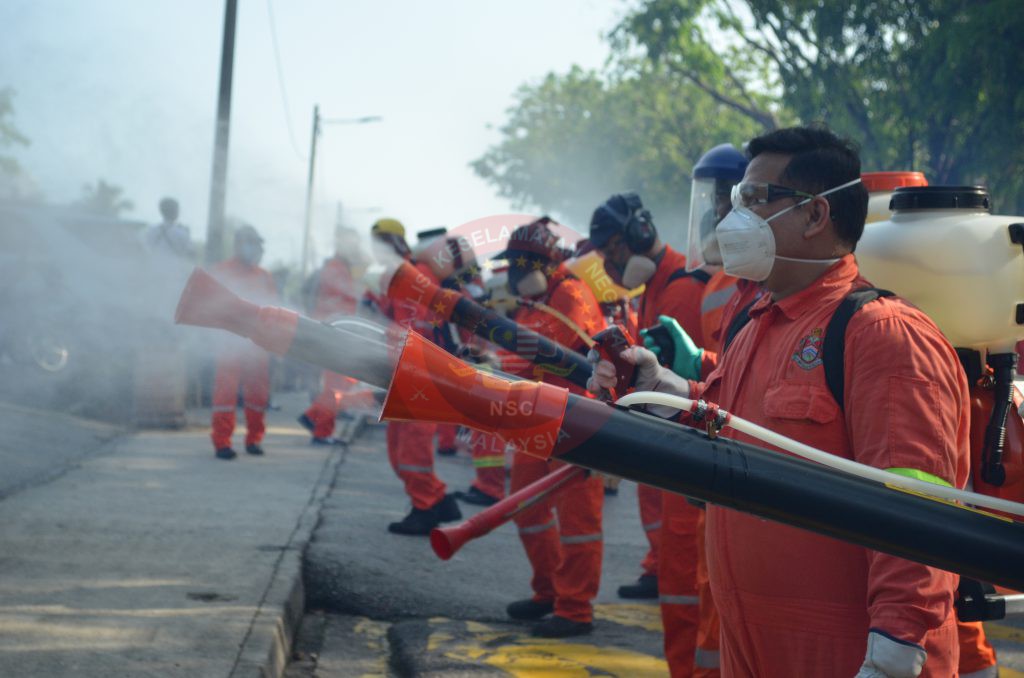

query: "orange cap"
left=861, top=171, right=928, bottom=192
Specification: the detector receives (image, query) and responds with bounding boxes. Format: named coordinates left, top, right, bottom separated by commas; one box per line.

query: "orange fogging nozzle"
left=430, top=528, right=456, bottom=560
left=175, top=267, right=259, bottom=334
left=381, top=332, right=569, bottom=459
left=174, top=267, right=299, bottom=356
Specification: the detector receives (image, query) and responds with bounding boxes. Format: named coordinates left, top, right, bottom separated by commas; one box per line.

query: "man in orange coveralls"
left=368, top=218, right=462, bottom=535
left=210, top=225, right=279, bottom=460
left=495, top=217, right=608, bottom=639
left=297, top=227, right=366, bottom=444
left=592, top=126, right=969, bottom=677
left=587, top=191, right=716, bottom=672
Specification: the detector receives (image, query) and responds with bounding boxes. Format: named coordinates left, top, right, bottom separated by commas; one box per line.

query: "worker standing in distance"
left=588, top=191, right=712, bottom=669
left=591, top=125, right=968, bottom=677
left=297, top=226, right=366, bottom=444
left=209, top=225, right=278, bottom=460
left=369, top=218, right=462, bottom=535
left=497, top=218, right=608, bottom=639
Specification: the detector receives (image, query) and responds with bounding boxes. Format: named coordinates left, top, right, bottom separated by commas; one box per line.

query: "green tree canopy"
left=472, top=65, right=762, bottom=244
left=615, top=0, right=1024, bottom=211
left=76, top=179, right=134, bottom=218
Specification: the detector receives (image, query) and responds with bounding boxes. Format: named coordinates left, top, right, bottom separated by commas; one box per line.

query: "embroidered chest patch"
left=792, top=328, right=824, bottom=370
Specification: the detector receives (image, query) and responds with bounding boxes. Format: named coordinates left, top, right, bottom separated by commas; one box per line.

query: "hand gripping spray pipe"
left=174, top=267, right=1024, bottom=590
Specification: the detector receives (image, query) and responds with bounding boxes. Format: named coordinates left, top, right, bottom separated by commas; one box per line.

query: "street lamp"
left=300, top=105, right=382, bottom=279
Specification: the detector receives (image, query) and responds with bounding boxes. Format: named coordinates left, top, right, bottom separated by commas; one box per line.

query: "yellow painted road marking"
left=429, top=618, right=668, bottom=677
left=594, top=603, right=664, bottom=633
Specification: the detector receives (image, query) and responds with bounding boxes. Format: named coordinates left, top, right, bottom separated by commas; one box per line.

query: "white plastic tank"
left=855, top=185, right=1024, bottom=352
left=862, top=171, right=928, bottom=224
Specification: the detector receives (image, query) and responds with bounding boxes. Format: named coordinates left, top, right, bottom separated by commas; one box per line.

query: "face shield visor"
left=685, top=177, right=734, bottom=271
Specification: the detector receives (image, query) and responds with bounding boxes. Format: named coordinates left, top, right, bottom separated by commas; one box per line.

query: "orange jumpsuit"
left=384, top=261, right=446, bottom=510
left=691, top=273, right=762, bottom=678
left=695, top=256, right=968, bottom=677
left=303, top=257, right=360, bottom=438
left=210, top=258, right=278, bottom=451
left=507, top=266, right=607, bottom=623
left=632, top=245, right=708, bottom=676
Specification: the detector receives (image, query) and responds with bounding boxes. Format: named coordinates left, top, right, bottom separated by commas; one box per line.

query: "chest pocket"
left=763, top=382, right=840, bottom=425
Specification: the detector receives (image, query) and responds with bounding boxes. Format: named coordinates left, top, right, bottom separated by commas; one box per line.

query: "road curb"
left=230, top=436, right=347, bottom=677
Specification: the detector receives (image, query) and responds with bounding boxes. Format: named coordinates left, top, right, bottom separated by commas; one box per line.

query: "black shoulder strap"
left=667, top=267, right=711, bottom=285
left=722, top=297, right=758, bottom=353
left=823, top=287, right=895, bottom=411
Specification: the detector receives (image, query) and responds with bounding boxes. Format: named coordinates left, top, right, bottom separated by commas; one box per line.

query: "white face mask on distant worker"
left=716, top=178, right=862, bottom=281
left=621, top=255, right=657, bottom=289
left=515, top=270, right=548, bottom=298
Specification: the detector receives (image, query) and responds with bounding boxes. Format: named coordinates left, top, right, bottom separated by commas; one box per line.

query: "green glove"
left=640, top=314, right=704, bottom=380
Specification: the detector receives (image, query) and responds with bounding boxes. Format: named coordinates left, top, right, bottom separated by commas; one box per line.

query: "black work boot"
left=433, top=493, right=463, bottom=523
left=388, top=507, right=439, bottom=536
left=617, top=574, right=658, bottom=599
left=506, top=598, right=554, bottom=621
left=245, top=443, right=265, bottom=456
left=532, top=615, right=593, bottom=638
left=215, top=447, right=237, bottom=460
left=454, top=486, right=500, bottom=507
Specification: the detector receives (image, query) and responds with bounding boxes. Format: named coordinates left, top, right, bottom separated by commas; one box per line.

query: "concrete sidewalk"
left=0, top=391, right=347, bottom=677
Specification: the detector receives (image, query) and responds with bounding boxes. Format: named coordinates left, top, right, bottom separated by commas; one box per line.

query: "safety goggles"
left=731, top=181, right=816, bottom=209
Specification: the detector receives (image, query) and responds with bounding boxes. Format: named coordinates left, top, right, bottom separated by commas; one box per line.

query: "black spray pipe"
left=175, top=270, right=1024, bottom=591
left=981, top=352, right=1018, bottom=486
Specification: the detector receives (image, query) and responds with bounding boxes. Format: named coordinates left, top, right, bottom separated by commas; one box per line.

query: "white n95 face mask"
left=716, top=178, right=861, bottom=281
left=621, top=255, right=657, bottom=289
left=515, top=270, right=548, bottom=298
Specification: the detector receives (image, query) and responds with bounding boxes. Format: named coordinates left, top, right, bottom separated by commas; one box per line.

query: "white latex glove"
left=587, top=346, right=689, bottom=418
left=855, top=631, right=926, bottom=678
left=586, top=345, right=659, bottom=392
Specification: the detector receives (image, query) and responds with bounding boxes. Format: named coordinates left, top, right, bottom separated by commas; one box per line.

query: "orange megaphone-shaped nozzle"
left=430, top=527, right=460, bottom=561
left=174, top=267, right=299, bottom=356
left=381, top=332, right=568, bottom=460
left=429, top=463, right=584, bottom=560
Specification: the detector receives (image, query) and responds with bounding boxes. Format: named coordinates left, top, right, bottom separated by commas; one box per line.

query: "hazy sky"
left=0, top=0, right=625, bottom=267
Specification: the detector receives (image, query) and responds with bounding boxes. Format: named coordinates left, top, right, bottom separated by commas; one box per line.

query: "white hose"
left=616, top=391, right=1024, bottom=519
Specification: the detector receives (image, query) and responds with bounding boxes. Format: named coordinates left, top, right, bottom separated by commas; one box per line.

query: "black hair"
left=747, top=124, right=868, bottom=249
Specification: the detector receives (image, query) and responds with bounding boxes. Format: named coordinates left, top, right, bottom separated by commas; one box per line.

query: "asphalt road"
left=291, top=420, right=671, bottom=676
left=289, top=420, right=1024, bottom=678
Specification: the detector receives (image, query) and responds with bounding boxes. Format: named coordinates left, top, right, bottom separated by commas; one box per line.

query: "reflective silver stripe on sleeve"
left=643, top=521, right=662, bottom=532
left=396, top=464, right=434, bottom=474
left=694, top=647, right=720, bottom=669
left=518, top=518, right=557, bottom=535
left=659, top=594, right=699, bottom=605
left=701, top=285, right=737, bottom=315
left=560, top=532, right=602, bottom=545
left=243, top=404, right=267, bottom=412
left=212, top=405, right=235, bottom=412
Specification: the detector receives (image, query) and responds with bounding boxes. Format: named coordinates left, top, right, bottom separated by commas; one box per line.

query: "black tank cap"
left=890, top=185, right=991, bottom=211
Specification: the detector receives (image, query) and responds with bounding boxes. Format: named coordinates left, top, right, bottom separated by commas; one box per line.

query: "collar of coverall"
left=747, top=254, right=858, bottom=322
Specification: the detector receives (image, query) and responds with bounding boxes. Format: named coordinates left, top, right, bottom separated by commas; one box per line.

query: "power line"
left=265, top=0, right=306, bottom=162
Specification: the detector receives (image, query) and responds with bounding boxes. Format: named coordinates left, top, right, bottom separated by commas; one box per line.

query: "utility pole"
left=300, top=105, right=320, bottom=280
left=299, top=110, right=382, bottom=280
left=204, top=0, right=238, bottom=264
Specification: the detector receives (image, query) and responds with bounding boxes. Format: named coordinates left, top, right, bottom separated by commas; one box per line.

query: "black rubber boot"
left=617, top=574, right=658, bottom=599
left=454, top=486, right=500, bottom=507
left=388, top=507, right=439, bottom=536
left=506, top=598, right=554, bottom=621
left=245, top=444, right=265, bottom=456
left=434, top=494, right=463, bottom=523
left=532, top=615, right=593, bottom=638
left=215, top=447, right=237, bottom=460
